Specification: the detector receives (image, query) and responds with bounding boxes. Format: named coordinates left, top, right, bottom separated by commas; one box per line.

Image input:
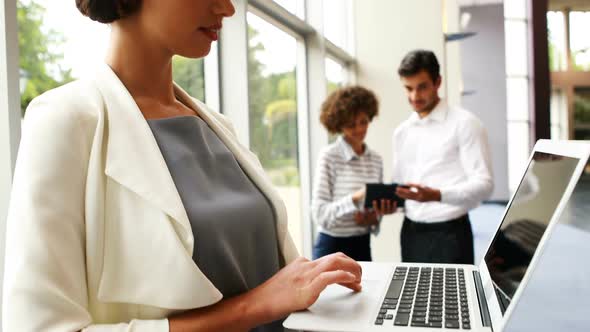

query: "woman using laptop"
left=312, top=86, right=396, bottom=261
left=2, top=1, right=362, bottom=331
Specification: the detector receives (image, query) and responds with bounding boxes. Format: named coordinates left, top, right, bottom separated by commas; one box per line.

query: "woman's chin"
left=178, top=45, right=211, bottom=59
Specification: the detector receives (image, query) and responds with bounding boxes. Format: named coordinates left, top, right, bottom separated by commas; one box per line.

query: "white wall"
left=353, top=0, right=460, bottom=261
left=460, top=4, right=510, bottom=201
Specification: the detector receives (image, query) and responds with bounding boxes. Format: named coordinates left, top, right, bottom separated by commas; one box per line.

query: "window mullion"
left=219, top=0, right=251, bottom=146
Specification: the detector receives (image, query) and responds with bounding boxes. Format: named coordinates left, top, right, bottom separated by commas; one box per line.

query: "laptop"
left=284, top=139, right=590, bottom=332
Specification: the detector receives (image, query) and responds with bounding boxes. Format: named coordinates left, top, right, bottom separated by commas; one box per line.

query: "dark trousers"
left=313, top=232, right=372, bottom=261
left=401, top=215, right=474, bottom=264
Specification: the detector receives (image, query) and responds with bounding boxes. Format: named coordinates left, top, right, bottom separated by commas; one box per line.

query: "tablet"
left=363, top=183, right=406, bottom=209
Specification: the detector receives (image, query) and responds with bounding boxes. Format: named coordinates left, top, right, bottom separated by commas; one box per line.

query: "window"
left=569, top=11, right=590, bottom=71
left=273, top=0, right=304, bottom=19
left=504, top=0, right=527, bottom=19
left=573, top=87, right=590, bottom=140
left=325, top=56, right=347, bottom=94
left=322, top=0, right=353, bottom=53
left=324, top=57, right=348, bottom=143
left=17, top=0, right=206, bottom=114
left=504, top=0, right=532, bottom=191
left=550, top=89, right=568, bottom=140
left=246, top=12, right=303, bottom=252
left=172, top=57, right=206, bottom=102
left=547, top=11, right=567, bottom=72
left=507, top=121, right=530, bottom=190
left=504, top=20, right=529, bottom=77
left=17, top=0, right=109, bottom=114
left=506, top=77, right=529, bottom=122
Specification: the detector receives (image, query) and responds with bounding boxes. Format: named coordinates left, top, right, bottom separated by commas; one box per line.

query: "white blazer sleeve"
left=2, top=95, right=168, bottom=332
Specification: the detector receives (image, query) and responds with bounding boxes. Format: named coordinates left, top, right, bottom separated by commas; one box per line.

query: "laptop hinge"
left=473, top=271, right=493, bottom=329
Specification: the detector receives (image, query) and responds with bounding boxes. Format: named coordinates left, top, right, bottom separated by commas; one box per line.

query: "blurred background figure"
left=312, top=86, right=395, bottom=261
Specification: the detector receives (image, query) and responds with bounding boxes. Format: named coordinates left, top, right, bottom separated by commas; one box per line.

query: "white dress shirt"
left=392, top=99, right=493, bottom=223
left=312, top=136, right=383, bottom=237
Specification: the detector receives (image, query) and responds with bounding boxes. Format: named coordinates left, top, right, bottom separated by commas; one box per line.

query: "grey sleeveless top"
left=147, top=116, right=284, bottom=332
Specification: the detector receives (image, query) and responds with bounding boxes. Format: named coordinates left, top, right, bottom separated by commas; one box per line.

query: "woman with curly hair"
left=312, top=86, right=396, bottom=261
left=2, top=1, right=362, bottom=331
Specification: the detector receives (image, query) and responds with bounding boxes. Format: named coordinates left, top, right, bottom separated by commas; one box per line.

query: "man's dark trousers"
left=401, top=214, right=474, bottom=264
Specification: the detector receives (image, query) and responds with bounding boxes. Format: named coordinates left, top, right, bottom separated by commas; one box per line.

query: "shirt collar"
left=338, top=136, right=370, bottom=161
left=408, top=99, right=448, bottom=125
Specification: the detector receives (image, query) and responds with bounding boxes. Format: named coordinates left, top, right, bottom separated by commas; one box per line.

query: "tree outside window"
left=18, top=0, right=205, bottom=115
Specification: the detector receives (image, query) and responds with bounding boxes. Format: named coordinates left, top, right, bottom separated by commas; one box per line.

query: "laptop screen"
left=484, top=152, right=580, bottom=315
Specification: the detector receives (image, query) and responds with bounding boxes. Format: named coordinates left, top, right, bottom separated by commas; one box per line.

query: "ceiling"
left=549, top=0, right=590, bottom=11
left=457, top=0, right=590, bottom=11
left=457, top=0, right=503, bottom=7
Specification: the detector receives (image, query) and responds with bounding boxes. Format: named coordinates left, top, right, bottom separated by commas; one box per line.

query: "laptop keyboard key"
left=445, top=320, right=460, bottom=329
left=386, top=280, right=404, bottom=299
left=428, top=321, right=443, bottom=328
left=394, top=313, right=410, bottom=326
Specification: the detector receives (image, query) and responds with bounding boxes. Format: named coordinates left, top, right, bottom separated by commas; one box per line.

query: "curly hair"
left=76, top=0, right=142, bottom=23
left=320, top=86, right=379, bottom=134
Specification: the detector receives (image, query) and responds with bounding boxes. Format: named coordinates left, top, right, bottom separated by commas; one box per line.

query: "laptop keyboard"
left=374, top=267, right=471, bottom=329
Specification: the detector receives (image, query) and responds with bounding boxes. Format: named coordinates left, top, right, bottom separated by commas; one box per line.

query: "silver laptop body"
left=284, top=140, right=590, bottom=332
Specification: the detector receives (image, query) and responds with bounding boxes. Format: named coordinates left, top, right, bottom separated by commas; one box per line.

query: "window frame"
left=1, top=0, right=21, bottom=328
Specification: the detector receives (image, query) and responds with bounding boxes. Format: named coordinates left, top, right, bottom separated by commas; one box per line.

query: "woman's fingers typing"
left=306, top=253, right=362, bottom=284
left=254, top=252, right=363, bottom=320
left=306, top=270, right=359, bottom=302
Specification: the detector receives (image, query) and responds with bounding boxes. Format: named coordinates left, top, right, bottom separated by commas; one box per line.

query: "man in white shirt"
left=392, top=50, right=494, bottom=264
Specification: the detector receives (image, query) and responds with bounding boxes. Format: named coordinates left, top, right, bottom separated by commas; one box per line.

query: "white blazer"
left=2, top=63, right=299, bottom=332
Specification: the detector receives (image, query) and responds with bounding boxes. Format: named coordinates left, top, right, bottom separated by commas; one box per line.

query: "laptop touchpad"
left=289, top=279, right=384, bottom=332
left=283, top=262, right=393, bottom=331
left=308, top=279, right=382, bottom=316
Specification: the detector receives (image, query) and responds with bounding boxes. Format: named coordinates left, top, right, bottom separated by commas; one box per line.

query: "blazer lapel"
left=90, top=63, right=227, bottom=309
left=94, top=64, right=194, bottom=252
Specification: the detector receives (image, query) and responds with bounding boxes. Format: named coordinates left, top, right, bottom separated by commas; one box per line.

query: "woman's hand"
left=353, top=210, right=379, bottom=226
left=355, top=199, right=397, bottom=226
left=371, top=199, right=397, bottom=216
left=249, top=253, right=362, bottom=323
left=352, top=188, right=366, bottom=205
left=169, top=253, right=361, bottom=332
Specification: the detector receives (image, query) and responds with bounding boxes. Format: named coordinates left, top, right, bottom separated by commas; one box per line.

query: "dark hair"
left=397, top=50, right=440, bottom=82
left=76, top=0, right=142, bottom=24
left=320, top=86, right=379, bottom=134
